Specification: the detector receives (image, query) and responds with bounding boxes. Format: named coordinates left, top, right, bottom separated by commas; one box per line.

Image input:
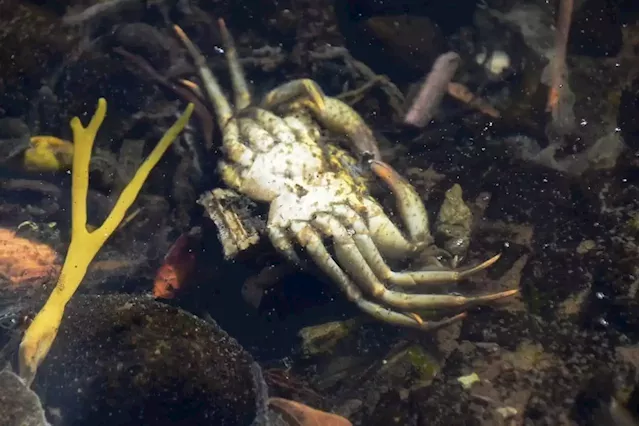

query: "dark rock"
left=0, top=0, right=77, bottom=116
left=0, top=369, right=49, bottom=426
left=33, top=294, right=262, bottom=426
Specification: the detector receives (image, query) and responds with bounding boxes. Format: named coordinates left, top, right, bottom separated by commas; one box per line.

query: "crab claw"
left=261, top=79, right=381, bottom=160
left=370, top=159, right=430, bottom=243
left=261, top=78, right=326, bottom=112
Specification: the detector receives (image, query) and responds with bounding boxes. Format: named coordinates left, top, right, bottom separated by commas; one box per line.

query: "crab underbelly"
left=238, top=142, right=325, bottom=202
left=268, top=173, right=359, bottom=227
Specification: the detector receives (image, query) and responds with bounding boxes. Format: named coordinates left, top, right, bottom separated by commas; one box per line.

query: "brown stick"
left=404, top=52, right=461, bottom=128
left=113, top=47, right=215, bottom=150
left=447, top=82, right=501, bottom=118
left=546, top=0, right=574, bottom=112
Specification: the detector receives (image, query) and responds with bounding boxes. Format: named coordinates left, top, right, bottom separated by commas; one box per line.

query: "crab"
left=172, top=20, right=518, bottom=330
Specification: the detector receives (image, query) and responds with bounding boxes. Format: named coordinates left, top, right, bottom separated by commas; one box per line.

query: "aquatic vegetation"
left=298, top=319, right=360, bottom=358
left=23, top=136, right=74, bottom=172
left=18, top=98, right=194, bottom=386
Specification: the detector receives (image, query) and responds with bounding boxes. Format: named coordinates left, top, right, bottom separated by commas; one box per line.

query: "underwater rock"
left=361, top=15, right=445, bottom=73
left=0, top=0, right=77, bottom=114
left=32, top=294, right=264, bottom=426
left=0, top=369, right=50, bottom=426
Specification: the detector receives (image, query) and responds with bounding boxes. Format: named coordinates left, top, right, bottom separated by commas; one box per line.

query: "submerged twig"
left=546, top=0, right=574, bottom=113
left=264, top=369, right=324, bottom=402
left=447, top=82, right=501, bottom=119
left=309, top=46, right=405, bottom=119
left=404, top=52, right=461, bottom=128
left=62, top=0, right=141, bottom=25
left=404, top=52, right=501, bottom=128
left=115, top=47, right=215, bottom=150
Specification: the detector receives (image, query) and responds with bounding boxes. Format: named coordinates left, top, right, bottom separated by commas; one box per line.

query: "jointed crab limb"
left=18, top=99, right=194, bottom=386
left=369, top=160, right=430, bottom=243
left=173, top=25, right=233, bottom=127
left=267, top=204, right=516, bottom=327
left=218, top=18, right=251, bottom=110
left=259, top=74, right=378, bottom=161
left=333, top=203, right=502, bottom=287
left=173, top=24, right=256, bottom=173
left=263, top=81, right=383, bottom=159
left=360, top=198, right=422, bottom=259
left=175, top=21, right=382, bottom=161
left=286, top=220, right=467, bottom=330
left=261, top=79, right=326, bottom=112
left=369, top=159, right=502, bottom=282
left=286, top=221, right=406, bottom=327
left=304, top=96, right=382, bottom=160
left=309, top=211, right=514, bottom=310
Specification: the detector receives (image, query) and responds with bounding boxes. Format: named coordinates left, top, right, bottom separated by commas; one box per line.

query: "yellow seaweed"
left=23, top=136, right=75, bottom=172
left=18, top=98, right=194, bottom=386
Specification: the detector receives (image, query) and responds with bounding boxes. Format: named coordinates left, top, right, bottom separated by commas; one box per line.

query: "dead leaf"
left=268, top=397, right=352, bottom=426
left=0, top=228, right=60, bottom=288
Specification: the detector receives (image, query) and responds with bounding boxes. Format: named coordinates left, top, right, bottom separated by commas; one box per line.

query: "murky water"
left=0, top=0, right=637, bottom=425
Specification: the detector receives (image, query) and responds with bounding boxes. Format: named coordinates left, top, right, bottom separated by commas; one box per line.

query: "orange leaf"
left=0, top=228, right=60, bottom=288
left=268, top=397, right=353, bottom=426
left=152, top=230, right=199, bottom=299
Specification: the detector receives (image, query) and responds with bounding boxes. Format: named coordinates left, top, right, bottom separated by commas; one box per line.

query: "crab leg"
left=218, top=19, right=252, bottom=110
left=360, top=198, right=423, bottom=260
left=311, top=212, right=516, bottom=310
left=364, top=160, right=501, bottom=286
left=367, top=159, right=502, bottom=281
left=173, top=25, right=255, bottom=170
left=283, top=221, right=467, bottom=331
left=173, top=25, right=233, bottom=128
left=370, top=159, right=430, bottom=243
left=334, top=203, right=500, bottom=286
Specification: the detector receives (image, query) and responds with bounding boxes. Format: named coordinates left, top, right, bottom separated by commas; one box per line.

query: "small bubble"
left=580, top=118, right=588, bottom=126
left=214, top=46, right=225, bottom=54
